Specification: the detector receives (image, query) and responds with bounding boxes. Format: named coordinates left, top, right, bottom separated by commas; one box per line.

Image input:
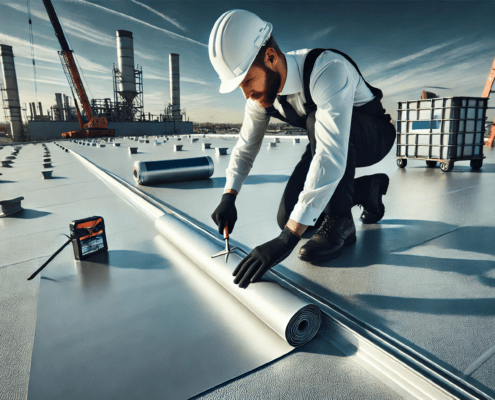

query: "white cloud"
left=145, top=73, right=211, bottom=86
left=6, top=3, right=115, bottom=48
left=135, top=50, right=157, bottom=61
left=78, top=73, right=110, bottom=80
left=309, top=27, right=333, bottom=42
left=6, top=2, right=184, bottom=70
left=181, top=93, right=215, bottom=102
left=370, top=40, right=491, bottom=96
left=61, top=18, right=116, bottom=48
left=363, top=37, right=465, bottom=78
left=16, top=63, right=63, bottom=72
left=131, top=0, right=187, bottom=32
left=0, top=32, right=108, bottom=74
left=385, top=38, right=462, bottom=69
left=65, top=0, right=207, bottom=48
left=18, top=76, right=69, bottom=87
left=34, top=32, right=58, bottom=42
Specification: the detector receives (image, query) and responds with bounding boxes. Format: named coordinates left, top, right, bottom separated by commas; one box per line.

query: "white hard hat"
left=209, top=10, right=273, bottom=94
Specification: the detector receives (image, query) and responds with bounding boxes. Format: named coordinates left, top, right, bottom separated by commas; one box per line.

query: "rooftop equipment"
left=42, top=0, right=114, bottom=138
left=0, top=196, right=24, bottom=217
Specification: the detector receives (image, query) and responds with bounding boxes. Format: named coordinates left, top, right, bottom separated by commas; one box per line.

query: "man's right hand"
left=211, top=192, right=237, bottom=234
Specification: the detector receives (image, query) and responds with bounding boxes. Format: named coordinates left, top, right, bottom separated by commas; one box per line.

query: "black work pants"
left=277, top=109, right=396, bottom=229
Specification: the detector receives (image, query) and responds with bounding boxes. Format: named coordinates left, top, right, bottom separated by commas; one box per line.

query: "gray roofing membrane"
left=1, top=135, right=495, bottom=398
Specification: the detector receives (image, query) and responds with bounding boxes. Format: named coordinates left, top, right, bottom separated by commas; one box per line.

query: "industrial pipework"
left=169, top=53, right=181, bottom=122
left=0, top=45, right=23, bottom=141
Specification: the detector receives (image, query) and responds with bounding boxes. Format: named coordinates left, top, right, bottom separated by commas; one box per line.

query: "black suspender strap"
left=303, top=48, right=383, bottom=108
left=265, top=48, right=389, bottom=126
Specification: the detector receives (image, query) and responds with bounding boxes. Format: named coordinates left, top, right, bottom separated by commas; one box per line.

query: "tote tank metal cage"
left=395, top=97, right=487, bottom=172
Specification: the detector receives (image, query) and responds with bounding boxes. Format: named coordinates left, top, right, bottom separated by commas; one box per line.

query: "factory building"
left=16, top=29, right=192, bottom=140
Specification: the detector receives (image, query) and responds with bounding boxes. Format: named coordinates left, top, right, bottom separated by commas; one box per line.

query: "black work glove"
left=233, top=228, right=300, bottom=289
left=211, top=193, right=237, bottom=234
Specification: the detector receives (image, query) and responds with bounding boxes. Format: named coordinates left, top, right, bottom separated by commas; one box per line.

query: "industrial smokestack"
left=54, top=93, right=63, bottom=121
left=64, top=94, right=71, bottom=120
left=31, top=101, right=38, bottom=120
left=169, top=53, right=180, bottom=122
left=0, top=45, right=23, bottom=141
left=31, top=102, right=37, bottom=119
left=116, top=30, right=137, bottom=104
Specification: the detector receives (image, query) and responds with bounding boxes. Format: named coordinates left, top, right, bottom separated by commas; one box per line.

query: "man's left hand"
left=233, top=228, right=300, bottom=289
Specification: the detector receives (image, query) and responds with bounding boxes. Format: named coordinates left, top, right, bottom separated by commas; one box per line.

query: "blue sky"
left=0, top=0, right=494, bottom=124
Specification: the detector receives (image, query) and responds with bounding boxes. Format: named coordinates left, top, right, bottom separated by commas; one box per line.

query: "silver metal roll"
left=133, top=156, right=214, bottom=185
left=155, top=214, right=322, bottom=347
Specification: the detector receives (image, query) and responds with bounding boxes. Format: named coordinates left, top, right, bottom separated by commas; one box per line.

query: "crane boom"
left=42, top=0, right=114, bottom=138
left=42, top=0, right=70, bottom=52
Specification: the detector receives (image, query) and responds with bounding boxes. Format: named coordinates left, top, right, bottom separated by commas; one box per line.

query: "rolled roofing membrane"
left=155, top=214, right=321, bottom=346
left=133, top=156, right=214, bottom=185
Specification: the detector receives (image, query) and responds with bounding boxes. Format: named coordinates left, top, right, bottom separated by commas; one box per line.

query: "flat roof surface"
left=62, top=134, right=495, bottom=397
left=0, top=141, right=406, bottom=399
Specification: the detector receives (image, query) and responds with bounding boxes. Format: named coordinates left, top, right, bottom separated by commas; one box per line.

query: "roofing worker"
left=209, top=10, right=396, bottom=289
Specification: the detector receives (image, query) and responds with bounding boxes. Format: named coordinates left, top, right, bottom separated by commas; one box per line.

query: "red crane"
left=43, top=0, right=114, bottom=138
left=482, top=56, right=495, bottom=148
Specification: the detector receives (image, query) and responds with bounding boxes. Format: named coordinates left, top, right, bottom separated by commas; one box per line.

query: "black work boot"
left=298, top=213, right=356, bottom=264
left=358, top=174, right=389, bottom=224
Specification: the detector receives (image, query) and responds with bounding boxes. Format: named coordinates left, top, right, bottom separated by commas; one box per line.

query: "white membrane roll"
left=155, top=214, right=322, bottom=347
left=133, top=156, right=214, bottom=185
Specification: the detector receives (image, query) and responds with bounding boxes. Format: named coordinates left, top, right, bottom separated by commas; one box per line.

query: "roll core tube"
left=133, top=156, right=214, bottom=185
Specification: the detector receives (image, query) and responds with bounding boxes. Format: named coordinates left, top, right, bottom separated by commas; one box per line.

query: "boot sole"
left=360, top=175, right=389, bottom=224
left=298, top=234, right=357, bottom=264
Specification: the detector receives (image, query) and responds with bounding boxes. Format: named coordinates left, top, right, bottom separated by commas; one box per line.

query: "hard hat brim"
left=219, top=70, right=248, bottom=94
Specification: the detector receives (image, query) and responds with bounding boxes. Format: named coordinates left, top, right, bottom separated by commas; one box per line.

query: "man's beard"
left=252, top=63, right=281, bottom=107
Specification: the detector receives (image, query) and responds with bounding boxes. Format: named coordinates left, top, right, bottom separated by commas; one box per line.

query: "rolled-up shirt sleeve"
left=289, top=59, right=356, bottom=225
left=224, top=98, right=270, bottom=193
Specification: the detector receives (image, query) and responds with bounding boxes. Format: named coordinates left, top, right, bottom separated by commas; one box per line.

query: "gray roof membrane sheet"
left=195, top=325, right=404, bottom=400
left=1, top=142, right=403, bottom=399
left=64, top=135, right=495, bottom=397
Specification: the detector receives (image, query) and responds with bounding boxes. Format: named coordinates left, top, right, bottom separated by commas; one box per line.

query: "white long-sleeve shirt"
left=224, top=48, right=375, bottom=226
